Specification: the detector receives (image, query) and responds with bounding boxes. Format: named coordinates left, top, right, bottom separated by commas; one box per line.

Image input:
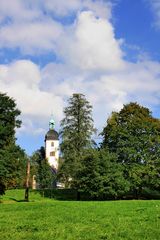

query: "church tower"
left=45, top=117, right=59, bottom=171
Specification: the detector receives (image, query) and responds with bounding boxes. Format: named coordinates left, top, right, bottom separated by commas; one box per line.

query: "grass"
left=0, top=190, right=160, bottom=240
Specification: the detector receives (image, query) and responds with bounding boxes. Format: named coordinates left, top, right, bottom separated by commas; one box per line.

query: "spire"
left=49, top=115, right=55, bottom=130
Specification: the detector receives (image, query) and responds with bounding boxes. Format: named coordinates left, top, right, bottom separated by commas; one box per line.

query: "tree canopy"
left=101, top=102, right=160, bottom=197
left=59, top=93, right=95, bottom=186
left=0, top=93, right=21, bottom=148
left=0, top=92, right=25, bottom=195
left=31, top=147, right=55, bottom=189
left=1, top=92, right=159, bottom=200
left=75, top=149, right=129, bottom=199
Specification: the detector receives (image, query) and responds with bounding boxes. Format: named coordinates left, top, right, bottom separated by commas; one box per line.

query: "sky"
left=1, top=0, right=160, bottom=155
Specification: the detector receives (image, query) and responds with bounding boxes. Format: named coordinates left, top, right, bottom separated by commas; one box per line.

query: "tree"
left=0, top=144, right=26, bottom=189
left=0, top=93, right=21, bottom=149
left=101, top=102, right=160, bottom=197
left=75, top=149, right=129, bottom=199
left=0, top=93, right=22, bottom=195
left=31, top=147, right=55, bottom=190
left=59, top=93, right=95, bottom=186
left=24, top=159, right=30, bottom=201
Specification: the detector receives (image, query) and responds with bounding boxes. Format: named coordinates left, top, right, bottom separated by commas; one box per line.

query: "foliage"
left=31, top=147, right=55, bottom=189
left=0, top=145, right=26, bottom=189
left=59, top=93, right=95, bottom=186
left=0, top=93, right=21, bottom=149
left=0, top=92, right=24, bottom=195
left=75, top=149, right=129, bottom=199
left=101, top=102, right=160, bottom=196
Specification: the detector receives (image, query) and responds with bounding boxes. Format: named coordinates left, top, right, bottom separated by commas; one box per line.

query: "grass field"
left=0, top=190, right=160, bottom=240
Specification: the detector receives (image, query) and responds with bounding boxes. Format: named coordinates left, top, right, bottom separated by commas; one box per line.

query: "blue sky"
left=114, top=0, right=160, bottom=62
left=0, top=0, right=160, bottom=155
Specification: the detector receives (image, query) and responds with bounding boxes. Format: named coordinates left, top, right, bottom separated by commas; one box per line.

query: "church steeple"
left=49, top=115, right=55, bottom=130
left=45, top=115, right=59, bottom=172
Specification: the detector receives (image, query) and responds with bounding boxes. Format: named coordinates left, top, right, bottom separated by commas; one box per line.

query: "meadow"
left=0, top=190, right=160, bottom=240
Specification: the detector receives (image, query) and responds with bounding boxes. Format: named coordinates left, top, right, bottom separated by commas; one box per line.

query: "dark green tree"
left=0, top=145, right=26, bottom=189
left=102, top=102, right=160, bottom=197
left=0, top=93, right=22, bottom=195
left=0, top=93, right=21, bottom=148
left=75, top=149, right=129, bottom=199
left=59, top=93, right=95, bottom=186
left=31, top=147, right=55, bottom=190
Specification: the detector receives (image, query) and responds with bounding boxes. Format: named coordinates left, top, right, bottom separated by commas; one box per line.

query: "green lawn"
left=0, top=190, right=160, bottom=240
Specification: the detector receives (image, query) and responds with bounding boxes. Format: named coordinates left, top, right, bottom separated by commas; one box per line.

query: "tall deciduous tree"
left=0, top=93, right=23, bottom=195
left=75, top=149, right=129, bottom=199
left=59, top=93, right=95, bottom=186
left=0, top=93, right=21, bottom=148
left=102, top=102, right=160, bottom=197
left=0, top=145, right=26, bottom=188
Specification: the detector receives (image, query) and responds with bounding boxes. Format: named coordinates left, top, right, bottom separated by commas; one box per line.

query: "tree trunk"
left=24, top=160, right=30, bottom=201
left=77, top=190, right=80, bottom=201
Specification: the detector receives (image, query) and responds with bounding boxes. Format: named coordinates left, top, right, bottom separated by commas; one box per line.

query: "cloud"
left=41, top=59, right=160, bottom=130
left=0, top=0, right=112, bottom=22
left=0, top=19, right=63, bottom=54
left=0, top=0, right=112, bottom=55
left=148, top=0, right=160, bottom=28
left=59, top=11, right=124, bottom=71
left=17, top=118, right=46, bottom=136
left=43, top=0, right=112, bottom=19
left=0, top=0, right=160, bottom=140
left=0, top=60, right=63, bottom=134
left=1, top=57, right=160, bottom=136
left=0, top=0, right=41, bottom=23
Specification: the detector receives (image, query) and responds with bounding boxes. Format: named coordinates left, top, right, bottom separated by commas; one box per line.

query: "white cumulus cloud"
left=58, top=11, right=124, bottom=71
left=0, top=60, right=63, bottom=134
left=0, top=19, right=63, bottom=54
left=0, top=0, right=112, bottom=54
left=43, top=0, right=112, bottom=18
left=0, top=0, right=160, bottom=143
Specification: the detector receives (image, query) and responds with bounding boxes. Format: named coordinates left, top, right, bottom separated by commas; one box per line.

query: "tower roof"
left=45, top=129, right=59, bottom=141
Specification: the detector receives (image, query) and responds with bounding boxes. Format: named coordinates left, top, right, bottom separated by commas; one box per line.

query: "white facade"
left=45, top=139, right=59, bottom=171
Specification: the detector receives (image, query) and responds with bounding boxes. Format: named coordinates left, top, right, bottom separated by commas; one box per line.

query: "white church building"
left=45, top=117, right=59, bottom=172
left=32, top=117, right=60, bottom=189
